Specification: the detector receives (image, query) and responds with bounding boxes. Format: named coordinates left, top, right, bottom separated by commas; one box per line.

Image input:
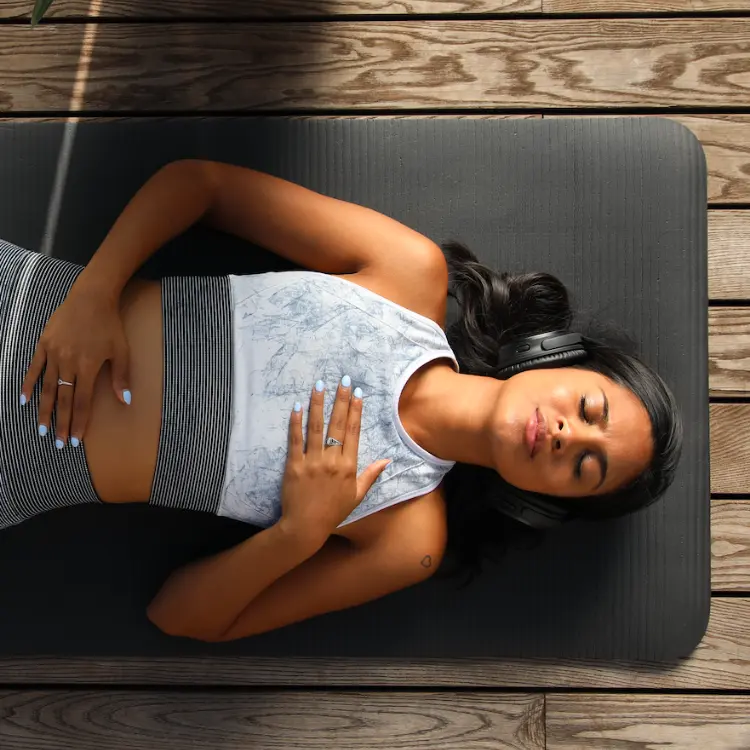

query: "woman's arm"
left=146, top=522, right=325, bottom=642
left=149, top=509, right=445, bottom=643
left=75, top=161, right=215, bottom=300
left=76, top=159, right=439, bottom=301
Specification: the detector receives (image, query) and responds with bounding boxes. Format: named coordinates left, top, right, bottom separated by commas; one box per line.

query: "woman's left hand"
left=278, top=377, right=391, bottom=547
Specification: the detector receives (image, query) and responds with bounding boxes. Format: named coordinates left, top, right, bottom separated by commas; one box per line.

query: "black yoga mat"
left=0, top=117, right=708, bottom=661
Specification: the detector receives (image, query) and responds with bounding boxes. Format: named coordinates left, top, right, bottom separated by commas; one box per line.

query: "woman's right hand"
left=20, top=283, right=131, bottom=448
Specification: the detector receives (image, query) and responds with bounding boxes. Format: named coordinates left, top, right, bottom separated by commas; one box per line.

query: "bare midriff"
left=83, top=279, right=164, bottom=504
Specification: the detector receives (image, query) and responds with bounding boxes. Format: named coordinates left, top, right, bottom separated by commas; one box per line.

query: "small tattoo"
left=420, top=555, right=432, bottom=568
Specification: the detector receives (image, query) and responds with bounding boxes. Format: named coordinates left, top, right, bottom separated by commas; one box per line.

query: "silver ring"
left=325, top=437, right=343, bottom=447
left=57, top=378, right=75, bottom=387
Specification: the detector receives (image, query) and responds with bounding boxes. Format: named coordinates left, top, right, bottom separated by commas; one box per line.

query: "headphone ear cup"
left=489, top=486, right=570, bottom=530
left=497, top=348, right=586, bottom=378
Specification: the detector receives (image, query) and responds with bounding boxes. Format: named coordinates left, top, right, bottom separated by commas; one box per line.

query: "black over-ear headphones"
left=487, top=330, right=588, bottom=530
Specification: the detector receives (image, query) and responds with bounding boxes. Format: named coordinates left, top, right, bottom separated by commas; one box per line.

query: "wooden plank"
left=0, top=690, right=545, bottom=750
left=547, top=694, right=750, bottom=750
left=0, top=0, right=540, bottom=19
left=0, top=599, right=745, bottom=689
left=710, top=308, right=750, bottom=397
left=711, top=404, right=750, bottom=495
left=5, top=0, right=746, bottom=19
left=712, top=500, right=750, bottom=592
left=2, top=21, right=750, bottom=112
left=709, top=212, right=750, bottom=299
left=547, top=0, right=750, bottom=11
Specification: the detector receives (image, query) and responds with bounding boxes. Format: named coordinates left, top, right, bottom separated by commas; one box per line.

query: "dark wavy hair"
left=434, top=241, right=683, bottom=588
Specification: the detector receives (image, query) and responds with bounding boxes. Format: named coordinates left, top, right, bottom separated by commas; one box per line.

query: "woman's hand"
left=20, top=284, right=131, bottom=448
left=279, top=377, right=391, bottom=547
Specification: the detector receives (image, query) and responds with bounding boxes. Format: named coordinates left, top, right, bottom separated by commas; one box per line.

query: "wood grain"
left=711, top=404, right=750, bottom=495
left=709, top=212, right=750, bottom=298
left=0, top=0, right=540, bottom=19
left=1, top=21, right=750, bottom=112
left=0, top=599, right=745, bottom=689
left=0, top=690, right=545, bottom=750
left=712, top=500, right=750, bottom=592
left=547, top=694, right=750, bottom=750
left=546, top=0, right=750, bottom=11
left=710, top=309, right=750, bottom=397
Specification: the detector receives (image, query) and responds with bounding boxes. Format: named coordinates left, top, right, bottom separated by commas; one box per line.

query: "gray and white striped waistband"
left=0, top=241, right=101, bottom=530
left=148, top=275, right=234, bottom=514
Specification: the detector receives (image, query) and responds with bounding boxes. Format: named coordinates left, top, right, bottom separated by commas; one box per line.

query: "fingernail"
left=123, top=389, right=132, bottom=405
left=341, top=375, right=351, bottom=389
left=315, top=380, right=324, bottom=393
left=353, top=387, right=363, bottom=399
left=293, top=401, right=301, bottom=413
left=71, top=437, right=80, bottom=447
left=38, top=424, right=47, bottom=437
left=55, top=439, right=65, bottom=450
left=20, top=394, right=26, bottom=406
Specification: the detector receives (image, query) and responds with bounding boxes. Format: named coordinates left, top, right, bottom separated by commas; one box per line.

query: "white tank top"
left=217, top=270, right=459, bottom=529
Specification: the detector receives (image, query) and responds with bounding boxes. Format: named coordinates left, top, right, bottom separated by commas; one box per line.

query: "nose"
left=552, top=416, right=602, bottom=454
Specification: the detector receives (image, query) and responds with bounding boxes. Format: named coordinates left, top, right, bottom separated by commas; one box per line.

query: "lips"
left=525, top=408, right=546, bottom=458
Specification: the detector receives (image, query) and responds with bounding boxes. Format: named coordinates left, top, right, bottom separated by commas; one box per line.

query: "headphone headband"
left=496, top=330, right=585, bottom=370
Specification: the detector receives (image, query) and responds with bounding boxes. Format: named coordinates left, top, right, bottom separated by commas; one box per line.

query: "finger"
left=53, top=373, right=76, bottom=448
left=287, top=401, right=304, bottom=462
left=325, top=375, right=351, bottom=449
left=69, top=373, right=96, bottom=447
left=20, top=344, right=48, bottom=406
left=343, top=386, right=364, bottom=464
left=355, top=459, right=392, bottom=502
left=37, top=360, right=59, bottom=438
left=306, top=379, right=326, bottom=457
left=111, top=341, right=132, bottom=406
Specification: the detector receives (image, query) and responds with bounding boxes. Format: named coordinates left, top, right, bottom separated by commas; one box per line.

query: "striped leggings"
left=0, top=240, right=234, bottom=532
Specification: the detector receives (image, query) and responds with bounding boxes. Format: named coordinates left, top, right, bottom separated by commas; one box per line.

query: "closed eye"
left=576, top=394, right=608, bottom=489
left=579, top=395, right=593, bottom=424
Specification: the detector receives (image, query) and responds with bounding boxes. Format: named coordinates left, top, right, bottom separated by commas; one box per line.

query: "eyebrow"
left=593, top=388, right=610, bottom=490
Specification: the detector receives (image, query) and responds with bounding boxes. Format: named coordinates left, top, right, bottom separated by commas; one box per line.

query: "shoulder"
left=337, top=242, right=449, bottom=327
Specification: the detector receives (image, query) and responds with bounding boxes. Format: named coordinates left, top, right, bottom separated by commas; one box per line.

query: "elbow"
left=160, top=159, right=218, bottom=195
left=146, top=600, right=230, bottom=644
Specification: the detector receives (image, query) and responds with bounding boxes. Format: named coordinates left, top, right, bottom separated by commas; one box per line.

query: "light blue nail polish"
left=353, top=387, right=363, bottom=399
left=123, top=389, right=132, bottom=405
left=71, top=437, right=80, bottom=448
left=341, top=375, right=351, bottom=388
left=38, top=424, right=47, bottom=437
left=315, top=380, right=324, bottom=393
left=20, top=394, right=26, bottom=406
left=293, top=402, right=301, bottom=413
left=55, top=439, right=65, bottom=450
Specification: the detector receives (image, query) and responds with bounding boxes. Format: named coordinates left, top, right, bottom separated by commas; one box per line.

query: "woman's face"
left=490, top=368, right=653, bottom=498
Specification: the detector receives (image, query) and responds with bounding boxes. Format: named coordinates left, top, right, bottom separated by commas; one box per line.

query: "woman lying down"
left=0, top=160, right=682, bottom=642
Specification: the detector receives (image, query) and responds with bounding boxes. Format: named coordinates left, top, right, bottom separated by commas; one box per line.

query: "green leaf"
left=31, top=0, right=55, bottom=26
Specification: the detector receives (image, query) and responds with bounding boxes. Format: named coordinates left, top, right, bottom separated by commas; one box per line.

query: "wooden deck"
left=0, top=1, right=748, bottom=747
